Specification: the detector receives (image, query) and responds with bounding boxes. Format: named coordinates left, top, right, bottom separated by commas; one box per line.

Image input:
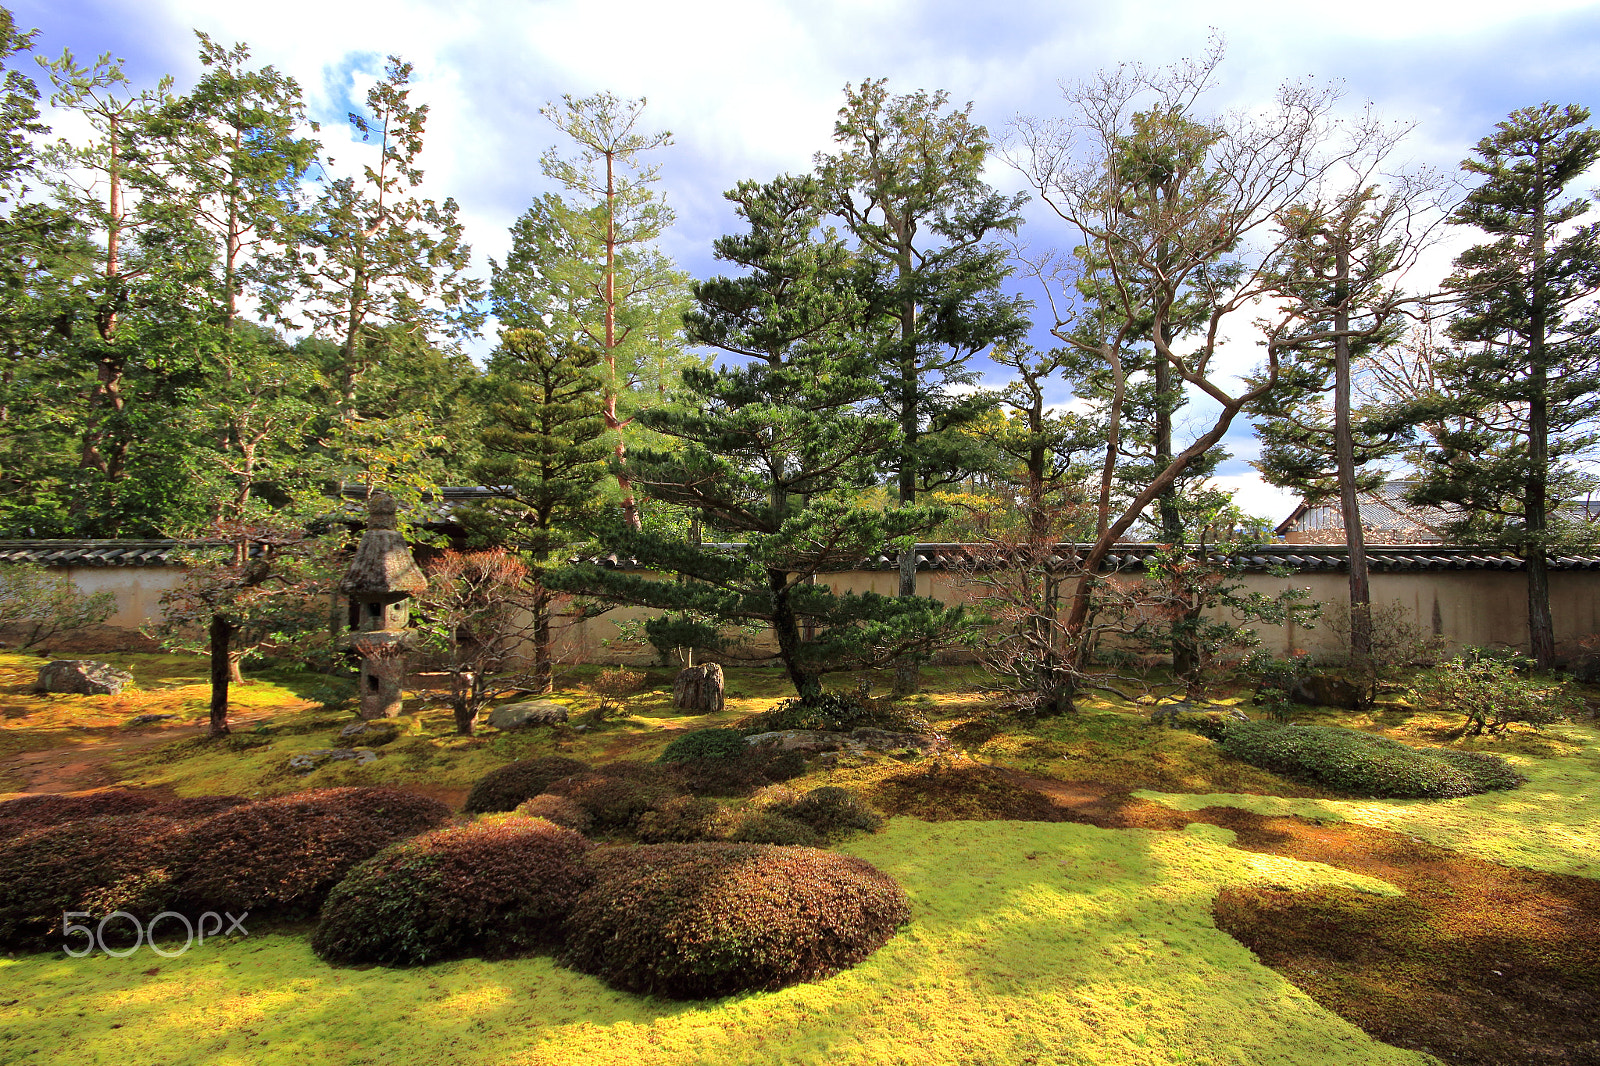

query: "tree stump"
left=672, top=662, right=725, bottom=715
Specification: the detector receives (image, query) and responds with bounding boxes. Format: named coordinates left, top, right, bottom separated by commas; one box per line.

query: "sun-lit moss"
left=0, top=818, right=1426, bottom=1066
left=1136, top=724, right=1600, bottom=877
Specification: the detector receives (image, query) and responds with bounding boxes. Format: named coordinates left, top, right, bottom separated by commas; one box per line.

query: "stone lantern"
left=340, top=492, right=428, bottom=719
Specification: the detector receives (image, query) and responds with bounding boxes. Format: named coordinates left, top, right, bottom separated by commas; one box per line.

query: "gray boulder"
left=339, top=721, right=400, bottom=746
left=487, top=700, right=569, bottom=730
left=35, top=659, right=133, bottom=696
left=289, top=748, right=379, bottom=773
left=745, top=727, right=949, bottom=756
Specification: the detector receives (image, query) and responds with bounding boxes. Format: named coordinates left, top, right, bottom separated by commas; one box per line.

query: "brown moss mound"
left=564, top=843, right=910, bottom=999
left=0, top=813, right=191, bottom=950
left=176, top=787, right=452, bottom=918
left=1206, top=811, right=1600, bottom=1066
left=312, top=816, right=594, bottom=967
left=463, top=756, right=592, bottom=814
left=871, top=762, right=1066, bottom=822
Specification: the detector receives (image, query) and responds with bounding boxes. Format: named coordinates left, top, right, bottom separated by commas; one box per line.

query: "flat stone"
left=745, top=728, right=949, bottom=755
left=339, top=721, right=400, bottom=745
left=127, top=713, right=177, bottom=726
left=35, top=660, right=133, bottom=696
left=487, top=700, right=569, bottom=731
left=289, top=748, right=379, bottom=773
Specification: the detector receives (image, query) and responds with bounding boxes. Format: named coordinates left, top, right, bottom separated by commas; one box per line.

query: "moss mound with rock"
left=312, top=816, right=594, bottom=966
left=1218, top=722, right=1526, bottom=798
left=563, top=842, right=910, bottom=999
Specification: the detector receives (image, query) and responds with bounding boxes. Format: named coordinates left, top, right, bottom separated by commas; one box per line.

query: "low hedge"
left=658, top=728, right=748, bottom=763
left=464, top=757, right=592, bottom=814
left=563, top=843, right=910, bottom=999
left=1218, top=722, right=1527, bottom=798
left=0, top=790, right=247, bottom=839
left=176, top=787, right=452, bottom=918
left=544, top=771, right=683, bottom=832
left=769, top=786, right=884, bottom=841
left=312, top=817, right=594, bottom=967
left=0, top=813, right=191, bottom=951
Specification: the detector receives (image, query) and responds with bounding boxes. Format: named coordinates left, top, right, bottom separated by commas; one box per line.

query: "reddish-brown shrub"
left=674, top=749, right=806, bottom=797
left=544, top=771, right=683, bottom=832
left=463, top=757, right=592, bottom=814
left=513, top=794, right=593, bottom=834
left=0, top=814, right=190, bottom=951
left=175, top=788, right=452, bottom=918
left=724, top=810, right=821, bottom=846
left=635, top=796, right=729, bottom=843
left=312, top=817, right=594, bottom=966
left=0, top=789, right=162, bottom=838
left=563, top=843, right=911, bottom=999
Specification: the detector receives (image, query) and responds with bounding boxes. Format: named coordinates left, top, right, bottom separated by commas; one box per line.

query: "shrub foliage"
left=769, top=786, right=884, bottom=841
left=514, top=794, right=593, bottom=834
left=312, top=816, right=594, bottom=967
left=563, top=843, right=910, bottom=998
left=739, top=692, right=929, bottom=736
left=1218, top=722, right=1526, bottom=798
left=658, top=727, right=749, bottom=763
left=463, top=756, right=592, bottom=814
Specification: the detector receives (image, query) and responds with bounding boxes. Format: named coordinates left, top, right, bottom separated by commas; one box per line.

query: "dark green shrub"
left=311, top=817, right=593, bottom=966
left=544, top=772, right=684, bottom=832
left=635, top=796, right=728, bottom=843
left=771, top=786, right=884, bottom=841
left=724, top=811, right=820, bottom=846
left=0, top=814, right=190, bottom=951
left=176, top=788, right=452, bottom=918
left=739, top=692, right=929, bottom=736
left=674, top=748, right=806, bottom=798
left=563, top=843, right=911, bottom=999
left=1418, top=747, right=1529, bottom=792
left=463, top=756, right=592, bottom=814
left=658, top=728, right=749, bottom=763
left=1150, top=707, right=1250, bottom=741
left=513, top=794, right=593, bottom=834
left=1218, top=722, right=1525, bottom=798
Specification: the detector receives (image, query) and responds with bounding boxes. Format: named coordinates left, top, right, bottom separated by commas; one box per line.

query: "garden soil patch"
left=1007, top=768, right=1600, bottom=1066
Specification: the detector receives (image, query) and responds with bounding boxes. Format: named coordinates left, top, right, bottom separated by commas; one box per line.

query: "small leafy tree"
left=415, top=548, right=540, bottom=736
left=1411, top=651, right=1580, bottom=737
left=0, top=563, right=115, bottom=648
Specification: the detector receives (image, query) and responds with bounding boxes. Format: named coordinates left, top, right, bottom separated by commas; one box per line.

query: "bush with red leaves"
left=463, top=757, right=592, bottom=814
left=0, top=789, right=161, bottom=839
left=544, top=770, right=684, bottom=832
left=513, top=794, right=593, bottom=834
left=0, top=814, right=191, bottom=951
left=312, top=816, right=594, bottom=966
left=175, top=788, right=452, bottom=919
left=563, top=843, right=910, bottom=999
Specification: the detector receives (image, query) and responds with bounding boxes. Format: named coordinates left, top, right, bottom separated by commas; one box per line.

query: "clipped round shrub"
left=0, top=789, right=161, bottom=838
left=565, top=843, right=910, bottom=998
left=514, top=794, right=593, bottom=834
left=674, top=747, right=806, bottom=798
left=772, top=786, right=884, bottom=841
left=724, top=811, right=820, bottom=846
left=635, top=795, right=728, bottom=843
left=658, top=728, right=749, bottom=763
left=312, top=817, right=594, bottom=966
left=464, top=757, right=592, bottom=814
left=545, top=771, right=684, bottom=832
left=176, top=787, right=452, bottom=918
left=1219, top=722, right=1526, bottom=798
left=739, top=692, right=930, bottom=736
left=0, top=814, right=191, bottom=950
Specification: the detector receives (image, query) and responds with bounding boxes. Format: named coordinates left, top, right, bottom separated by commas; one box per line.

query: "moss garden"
left=2, top=651, right=1599, bottom=1066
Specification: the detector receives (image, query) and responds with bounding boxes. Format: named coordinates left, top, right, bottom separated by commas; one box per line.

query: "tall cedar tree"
left=816, top=79, right=1029, bottom=695
left=509, top=93, right=693, bottom=530
left=1252, top=173, right=1439, bottom=660
left=551, top=176, right=975, bottom=700
left=1405, top=103, right=1600, bottom=668
left=472, top=328, right=610, bottom=692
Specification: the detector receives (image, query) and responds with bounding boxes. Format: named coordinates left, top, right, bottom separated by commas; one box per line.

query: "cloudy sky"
left=13, top=0, right=1600, bottom=523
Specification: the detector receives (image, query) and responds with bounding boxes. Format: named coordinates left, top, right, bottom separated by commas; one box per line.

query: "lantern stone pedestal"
left=339, top=493, right=428, bottom=720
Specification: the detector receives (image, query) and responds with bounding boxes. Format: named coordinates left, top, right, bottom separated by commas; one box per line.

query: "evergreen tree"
left=1405, top=103, right=1600, bottom=668
left=472, top=328, right=610, bottom=692
left=552, top=176, right=975, bottom=700
left=815, top=78, right=1030, bottom=694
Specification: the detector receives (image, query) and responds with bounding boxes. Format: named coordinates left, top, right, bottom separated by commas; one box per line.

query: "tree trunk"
left=452, top=697, right=475, bottom=737
left=208, top=614, right=235, bottom=737
left=769, top=568, right=822, bottom=702
left=533, top=599, right=553, bottom=695
left=1525, top=149, right=1555, bottom=670
left=1332, top=240, right=1372, bottom=663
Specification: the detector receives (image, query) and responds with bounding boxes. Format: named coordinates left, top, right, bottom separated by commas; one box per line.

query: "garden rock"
left=34, top=659, right=133, bottom=696
left=289, top=748, right=379, bottom=773
left=339, top=721, right=400, bottom=746
left=487, top=700, right=568, bottom=730
left=127, top=713, right=176, bottom=726
left=746, top=728, right=949, bottom=756
left=672, top=663, right=725, bottom=714
left=1148, top=703, right=1249, bottom=727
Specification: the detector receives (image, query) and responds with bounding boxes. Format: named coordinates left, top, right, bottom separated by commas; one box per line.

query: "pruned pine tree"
left=1405, top=103, right=1600, bottom=668
left=552, top=176, right=976, bottom=701
left=816, top=78, right=1030, bottom=695
left=472, top=328, right=610, bottom=692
